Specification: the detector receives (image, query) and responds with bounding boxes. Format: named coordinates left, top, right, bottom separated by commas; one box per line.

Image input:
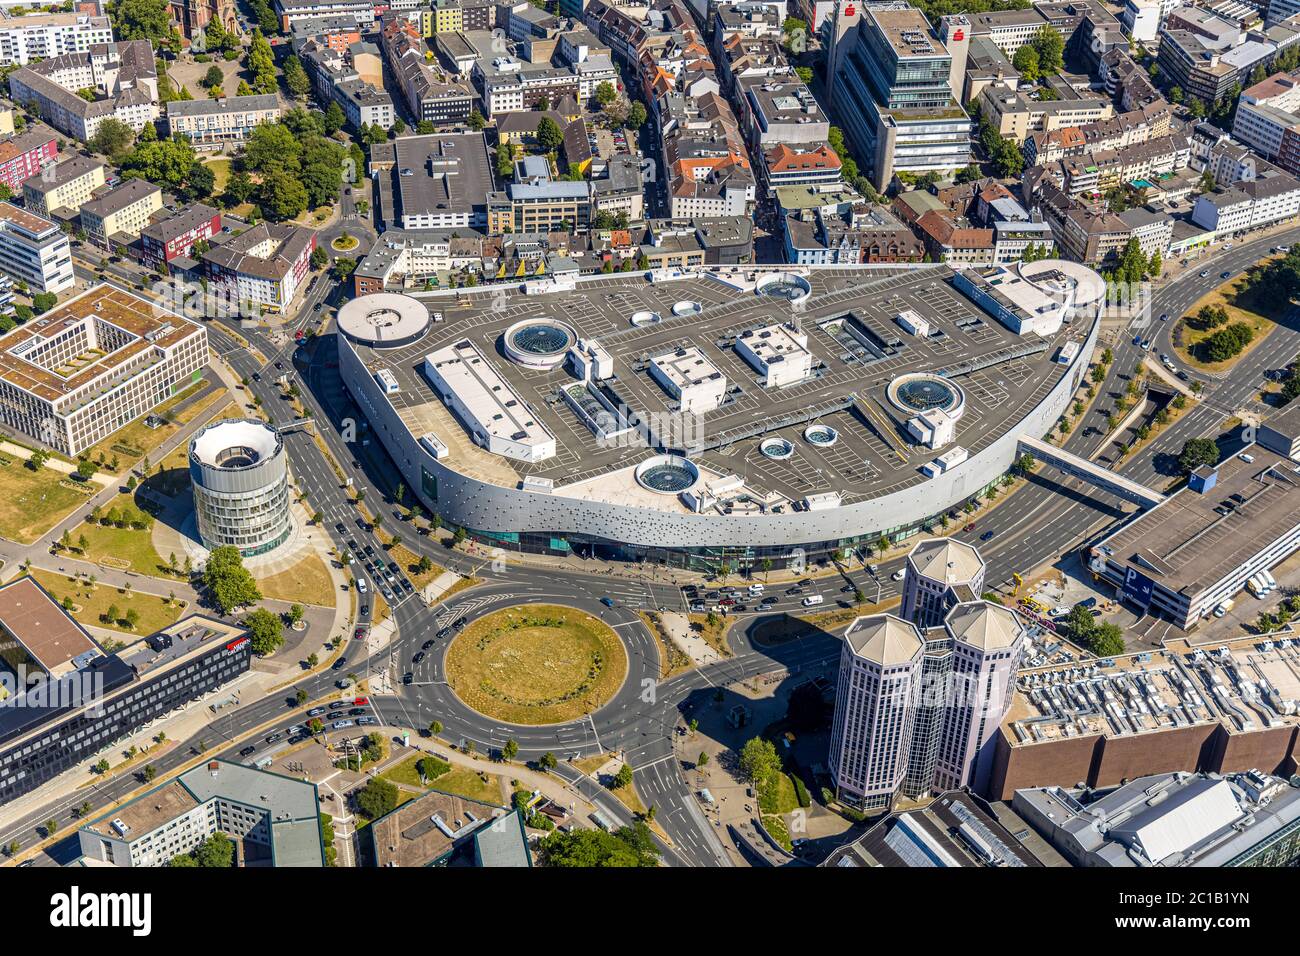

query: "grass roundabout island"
left=444, top=604, right=628, bottom=725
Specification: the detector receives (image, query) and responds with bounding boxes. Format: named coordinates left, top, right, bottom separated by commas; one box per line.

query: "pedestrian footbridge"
left=1016, top=435, right=1165, bottom=508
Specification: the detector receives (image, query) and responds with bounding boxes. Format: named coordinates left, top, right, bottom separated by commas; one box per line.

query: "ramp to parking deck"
left=1017, top=435, right=1166, bottom=508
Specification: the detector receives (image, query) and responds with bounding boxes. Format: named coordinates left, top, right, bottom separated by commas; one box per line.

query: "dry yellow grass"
left=257, top=553, right=336, bottom=607
left=445, top=604, right=627, bottom=724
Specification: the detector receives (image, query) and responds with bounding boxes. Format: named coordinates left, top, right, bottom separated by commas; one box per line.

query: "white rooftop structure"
left=649, top=346, right=727, bottom=414
left=735, top=322, right=814, bottom=387
left=424, top=340, right=556, bottom=463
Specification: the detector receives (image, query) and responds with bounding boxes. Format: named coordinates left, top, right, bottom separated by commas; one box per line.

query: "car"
left=360, top=604, right=370, bottom=616
left=422, top=639, right=434, bottom=650
left=332, top=657, right=348, bottom=670
left=1177, top=370, right=1189, bottom=380
left=690, top=602, right=706, bottom=612
left=348, top=707, right=366, bottom=716
left=1141, top=339, right=1152, bottom=351
left=963, top=523, right=976, bottom=532
left=307, top=707, right=326, bottom=717
left=252, top=371, right=261, bottom=381
left=453, top=617, right=467, bottom=629
left=734, top=604, right=748, bottom=613
left=265, top=733, right=282, bottom=744
left=412, top=651, right=426, bottom=664
left=332, top=720, right=355, bottom=730
left=403, top=672, right=414, bottom=684
left=980, top=530, right=996, bottom=541
left=787, top=586, right=803, bottom=595
left=1200, top=270, right=1210, bottom=278
left=314, top=302, right=323, bottom=312
left=1221, top=271, right=1232, bottom=280
left=239, top=745, right=257, bottom=757
left=436, top=626, right=452, bottom=639
left=719, top=597, right=735, bottom=606
left=274, top=361, right=283, bottom=370
left=1159, top=313, right=1168, bottom=322
left=336, top=523, right=348, bottom=534
left=357, top=716, right=377, bottom=726
left=1133, top=333, right=1143, bottom=345
left=891, top=569, right=906, bottom=581
left=327, top=711, right=344, bottom=720
left=402, top=579, right=414, bottom=593
left=356, top=517, right=367, bottom=530
left=600, top=596, right=615, bottom=607
left=365, top=545, right=376, bottom=558
left=353, top=627, right=367, bottom=640
left=388, top=561, right=400, bottom=575
left=348, top=538, right=359, bottom=551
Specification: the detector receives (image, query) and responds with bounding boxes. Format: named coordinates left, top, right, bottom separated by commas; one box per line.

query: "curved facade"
left=189, top=419, right=291, bottom=557
left=337, top=300, right=1098, bottom=569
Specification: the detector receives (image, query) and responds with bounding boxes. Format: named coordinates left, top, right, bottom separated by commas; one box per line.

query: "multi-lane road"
left=10, top=226, right=1299, bottom=867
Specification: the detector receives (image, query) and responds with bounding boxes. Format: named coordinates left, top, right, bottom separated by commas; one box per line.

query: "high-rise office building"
left=825, top=1, right=971, bottom=188
left=899, top=537, right=986, bottom=628
left=828, top=613, right=925, bottom=811
left=832, top=600, right=1024, bottom=810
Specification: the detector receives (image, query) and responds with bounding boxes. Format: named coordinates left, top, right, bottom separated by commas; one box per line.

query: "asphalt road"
left=11, top=228, right=1299, bottom=867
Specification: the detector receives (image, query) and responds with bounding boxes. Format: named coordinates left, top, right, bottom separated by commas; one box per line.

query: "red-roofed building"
left=760, top=142, right=841, bottom=196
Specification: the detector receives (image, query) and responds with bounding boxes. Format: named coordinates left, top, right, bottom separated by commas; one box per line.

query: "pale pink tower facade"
left=899, top=538, right=986, bottom=629
left=828, top=613, right=925, bottom=812
left=933, top=601, right=1024, bottom=795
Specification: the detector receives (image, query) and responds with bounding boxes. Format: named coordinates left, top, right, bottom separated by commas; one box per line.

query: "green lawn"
left=381, top=755, right=503, bottom=806
left=0, top=458, right=95, bottom=544
left=758, top=771, right=800, bottom=816
left=204, top=158, right=232, bottom=194
left=31, top=569, right=187, bottom=637
left=83, top=380, right=217, bottom=468
left=75, top=511, right=173, bottom=578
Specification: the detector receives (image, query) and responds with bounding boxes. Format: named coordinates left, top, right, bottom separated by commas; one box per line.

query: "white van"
left=802, top=595, right=824, bottom=607
left=1247, top=576, right=1266, bottom=598
left=356, top=575, right=368, bottom=593
left=1262, top=570, right=1278, bottom=590
left=1214, top=598, right=1234, bottom=617
left=748, top=583, right=764, bottom=594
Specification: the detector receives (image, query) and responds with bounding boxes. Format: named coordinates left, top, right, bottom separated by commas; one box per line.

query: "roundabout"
left=443, top=604, right=629, bottom=725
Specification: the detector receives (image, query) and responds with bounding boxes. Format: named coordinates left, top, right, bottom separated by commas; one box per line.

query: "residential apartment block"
left=78, top=177, right=162, bottom=248
left=165, top=94, right=283, bottom=149
left=200, top=222, right=316, bottom=312
left=140, top=203, right=222, bottom=267
left=19, top=154, right=104, bottom=219
left=0, top=11, right=112, bottom=67
left=0, top=126, right=58, bottom=192
left=7, top=39, right=158, bottom=141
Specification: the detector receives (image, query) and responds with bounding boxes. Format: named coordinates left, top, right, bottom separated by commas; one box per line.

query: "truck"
left=1214, top=598, right=1235, bottom=618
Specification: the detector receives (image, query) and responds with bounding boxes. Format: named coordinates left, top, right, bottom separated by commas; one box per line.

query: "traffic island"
left=444, top=604, right=628, bottom=725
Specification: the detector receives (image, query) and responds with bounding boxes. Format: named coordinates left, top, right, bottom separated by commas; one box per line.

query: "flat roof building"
left=1090, top=443, right=1300, bottom=629
left=78, top=759, right=324, bottom=867
left=0, top=200, right=74, bottom=294
left=0, top=575, right=100, bottom=680
left=734, top=321, right=813, bottom=387
left=0, top=283, right=207, bottom=455
left=368, top=785, right=512, bottom=867
left=165, top=93, right=283, bottom=149
left=0, top=614, right=252, bottom=806
left=649, top=345, right=727, bottom=414
left=371, top=131, right=493, bottom=231
left=1015, top=770, right=1300, bottom=867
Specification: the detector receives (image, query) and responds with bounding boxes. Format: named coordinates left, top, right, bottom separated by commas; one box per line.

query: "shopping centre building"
left=337, top=263, right=1103, bottom=569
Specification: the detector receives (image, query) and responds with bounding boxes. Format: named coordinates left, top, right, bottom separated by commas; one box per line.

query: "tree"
left=536, top=821, right=659, bottom=867
left=355, top=777, right=399, bottom=819
left=1178, top=437, right=1220, bottom=473
left=203, top=545, right=262, bottom=614
left=467, top=109, right=486, bottom=131
left=202, top=64, right=224, bottom=89
left=612, top=763, right=634, bottom=789
left=191, top=832, right=234, bottom=867
left=594, top=81, right=617, bottom=108
left=323, top=100, right=346, bottom=136
left=259, top=168, right=309, bottom=221
left=536, top=116, right=564, bottom=153
left=738, top=736, right=782, bottom=788
left=1031, top=24, right=1064, bottom=76
left=284, top=55, right=312, bottom=98
left=115, top=0, right=171, bottom=41
left=243, top=607, right=285, bottom=655
left=697, top=751, right=709, bottom=767
left=1012, top=44, right=1040, bottom=83
left=502, top=738, right=519, bottom=760
left=428, top=719, right=443, bottom=736
left=626, top=101, right=647, bottom=130
left=88, top=118, right=135, bottom=161
left=538, top=751, right=557, bottom=772
left=120, top=138, right=198, bottom=192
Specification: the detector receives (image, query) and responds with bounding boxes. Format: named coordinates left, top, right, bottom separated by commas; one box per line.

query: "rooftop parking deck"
left=347, top=268, right=1087, bottom=509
